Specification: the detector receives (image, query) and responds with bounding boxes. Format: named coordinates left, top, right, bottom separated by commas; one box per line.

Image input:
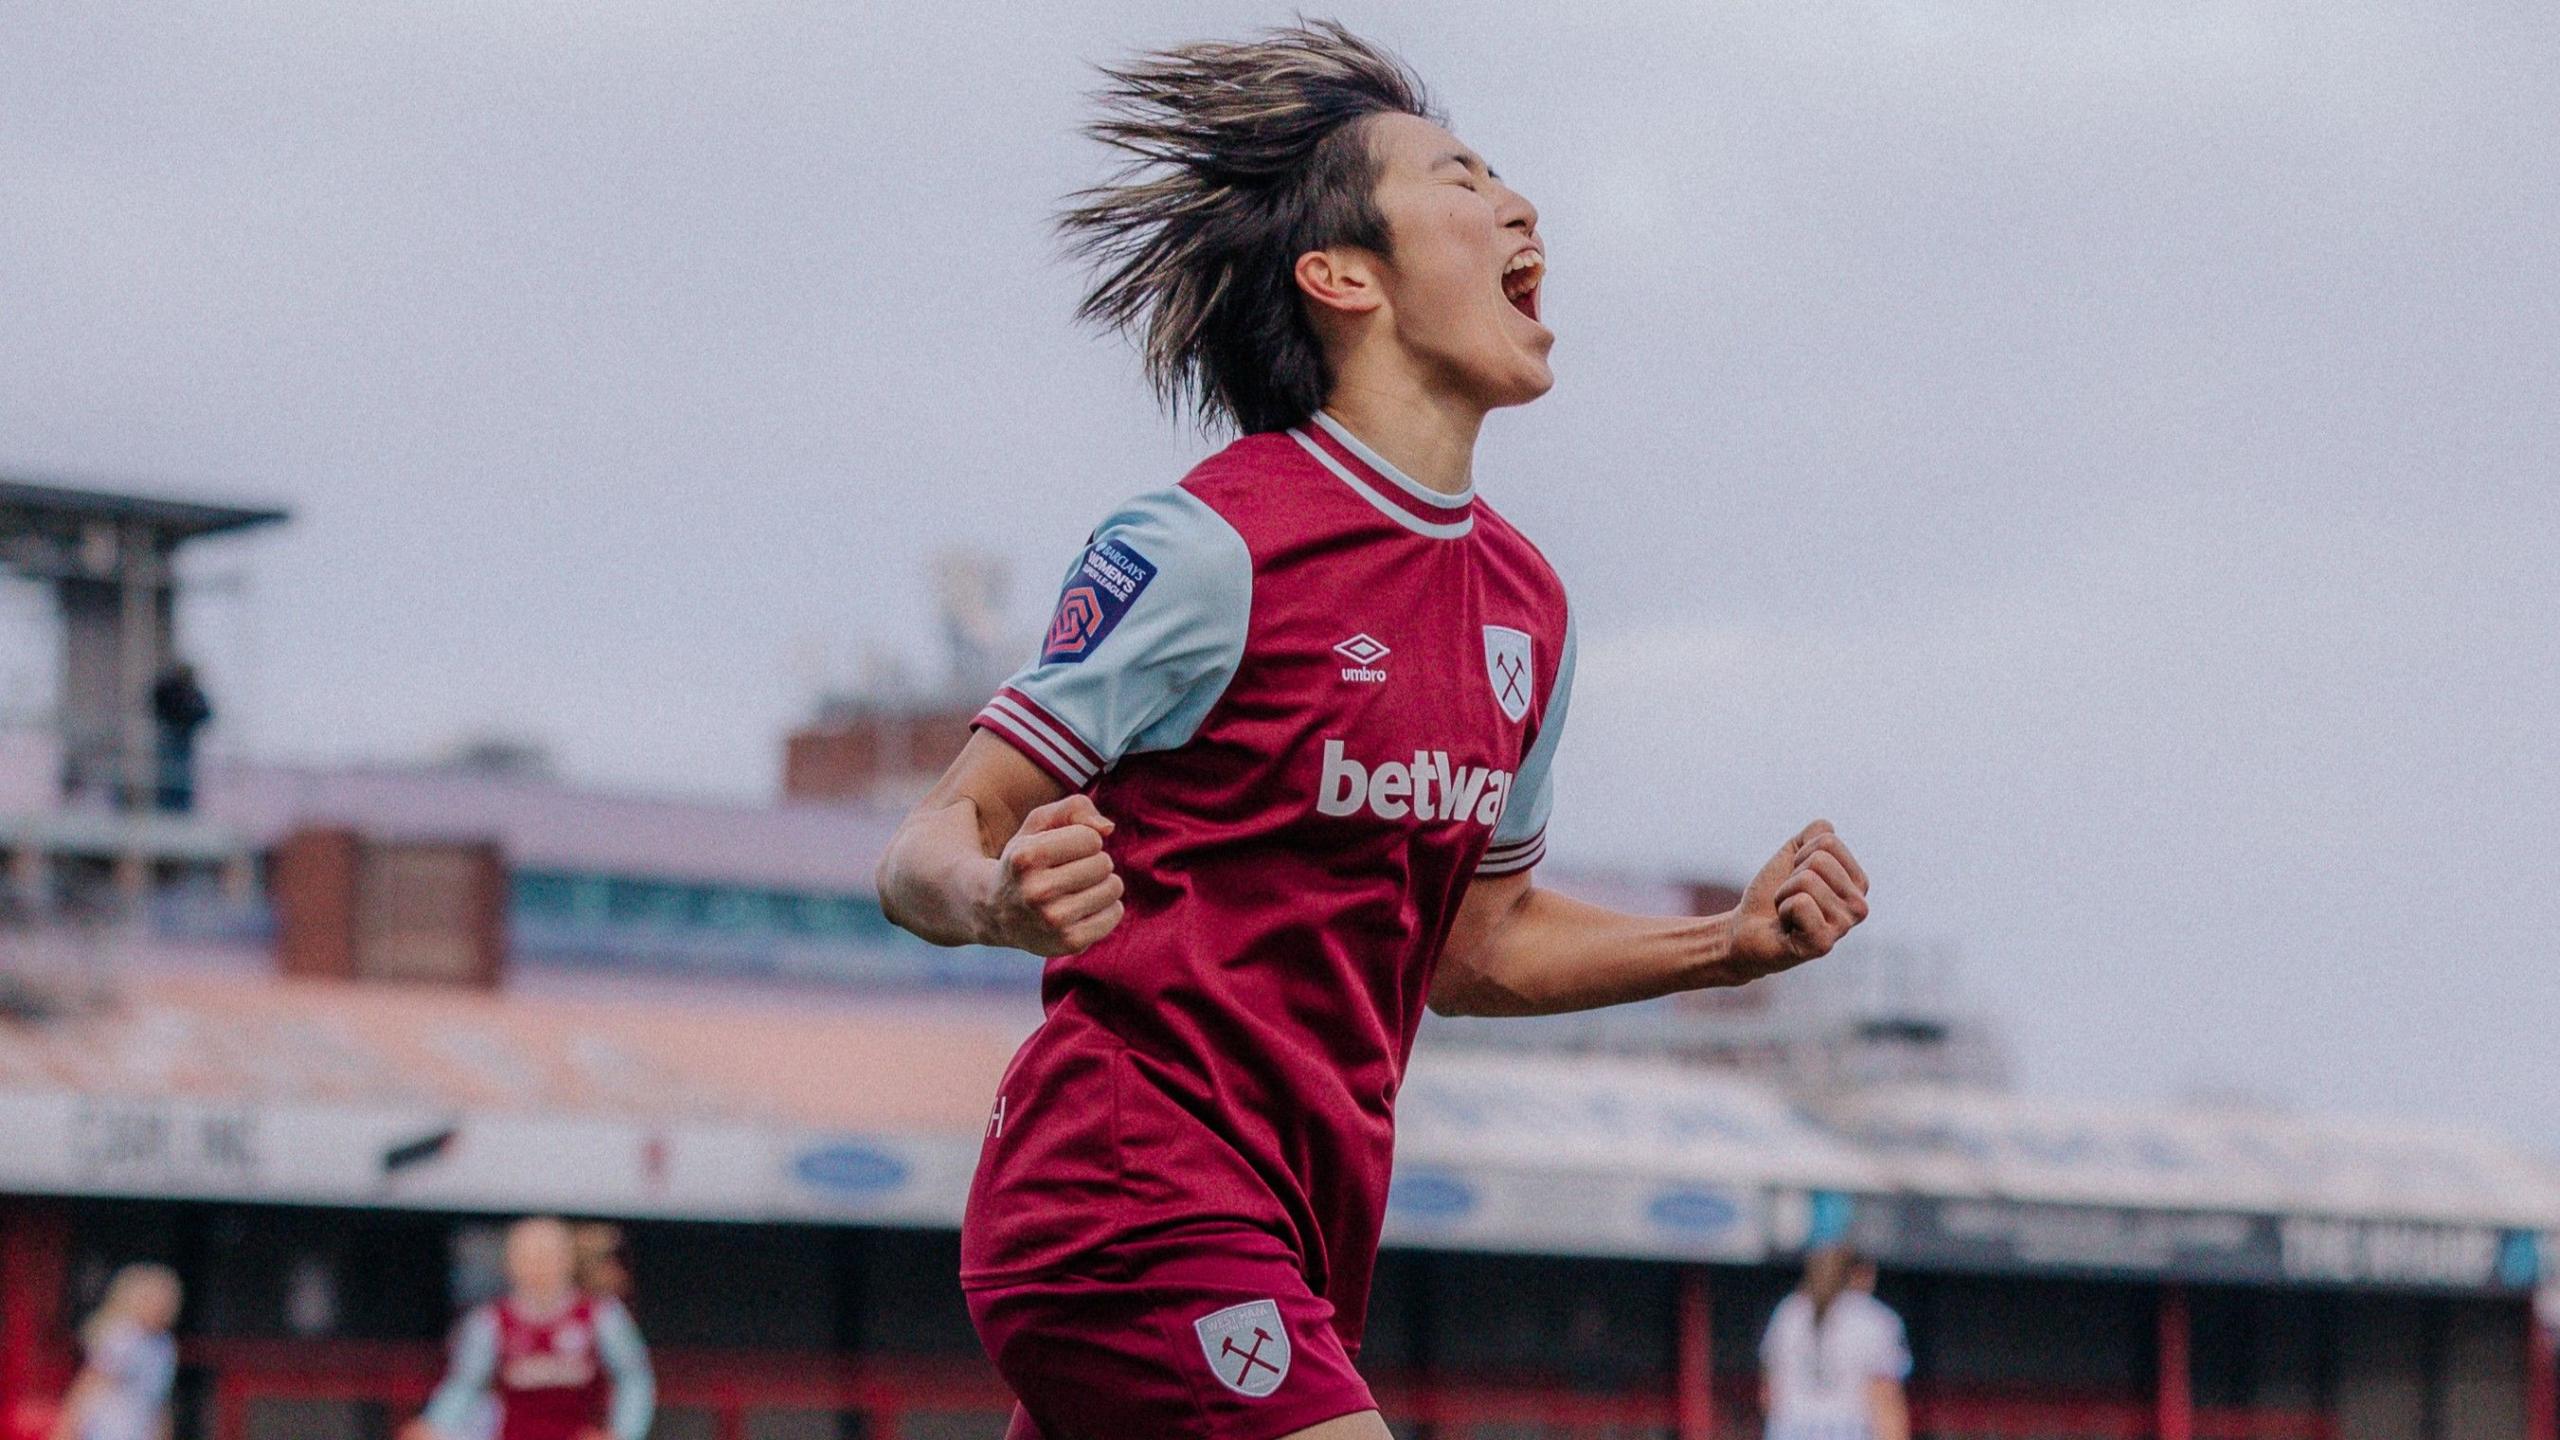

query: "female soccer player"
left=405, top=1218, right=654, bottom=1440
left=51, top=1265, right=180, bottom=1440
left=876, top=22, right=1872, bottom=1440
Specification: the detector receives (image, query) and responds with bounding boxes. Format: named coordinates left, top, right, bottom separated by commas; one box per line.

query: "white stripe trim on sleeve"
left=984, top=694, right=1104, bottom=781
left=979, top=699, right=1099, bottom=787
left=993, top=688, right=1105, bottom=769
left=976, top=710, right=1090, bottom=788
left=1477, top=831, right=1547, bottom=875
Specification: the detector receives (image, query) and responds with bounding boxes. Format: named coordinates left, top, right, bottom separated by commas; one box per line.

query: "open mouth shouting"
left=1502, top=247, right=1545, bottom=324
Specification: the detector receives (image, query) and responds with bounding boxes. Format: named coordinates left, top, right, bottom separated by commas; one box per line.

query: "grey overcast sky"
left=3, top=3, right=2554, bottom=1147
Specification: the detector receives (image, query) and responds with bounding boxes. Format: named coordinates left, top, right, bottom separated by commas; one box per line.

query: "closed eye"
left=1436, top=152, right=1491, bottom=192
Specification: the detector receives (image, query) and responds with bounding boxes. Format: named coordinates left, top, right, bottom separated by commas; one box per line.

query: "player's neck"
left=1317, top=374, right=1484, bottom=497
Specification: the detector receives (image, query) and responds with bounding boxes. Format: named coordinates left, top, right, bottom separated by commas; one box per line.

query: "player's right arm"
left=875, top=736, right=1125, bottom=956
left=46, top=1366, right=101, bottom=1440
left=406, top=1307, right=498, bottom=1440
left=877, top=487, right=1251, bottom=959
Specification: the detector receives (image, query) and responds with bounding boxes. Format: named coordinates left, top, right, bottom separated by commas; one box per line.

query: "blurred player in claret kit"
left=875, top=21, right=1872, bottom=1440
left=403, top=1218, right=654, bottom=1440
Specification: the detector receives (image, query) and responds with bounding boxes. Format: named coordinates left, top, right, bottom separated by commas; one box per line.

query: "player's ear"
left=1295, top=247, right=1385, bottom=319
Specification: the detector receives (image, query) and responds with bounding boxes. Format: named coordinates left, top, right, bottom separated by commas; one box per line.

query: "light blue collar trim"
left=1311, top=410, right=1475, bottom=509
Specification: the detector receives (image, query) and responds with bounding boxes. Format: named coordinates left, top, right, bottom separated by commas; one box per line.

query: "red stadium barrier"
left=185, top=1338, right=2338, bottom=1440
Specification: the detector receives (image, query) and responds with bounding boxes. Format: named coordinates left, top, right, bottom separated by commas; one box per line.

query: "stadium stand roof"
left=0, top=476, right=288, bottom=542
left=1817, top=1083, right=2560, bottom=1229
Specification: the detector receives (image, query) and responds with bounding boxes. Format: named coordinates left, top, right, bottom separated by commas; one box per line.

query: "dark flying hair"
left=1060, top=20, right=1439, bottom=434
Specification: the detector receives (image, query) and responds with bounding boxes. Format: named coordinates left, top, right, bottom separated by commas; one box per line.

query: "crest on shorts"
left=1194, top=1298, right=1290, bottom=1398
left=1483, top=625, right=1533, bottom=723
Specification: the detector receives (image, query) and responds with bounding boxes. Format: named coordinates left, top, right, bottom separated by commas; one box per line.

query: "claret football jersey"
left=960, top=410, right=1575, bottom=1350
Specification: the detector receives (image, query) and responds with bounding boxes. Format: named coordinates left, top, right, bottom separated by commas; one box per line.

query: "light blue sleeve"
left=136, top=1335, right=175, bottom=1404
left=594, top=1299, right=655, bottom=1440
left=420, top=1308, right=498, bottom=1435
left=1758, top=1292, right=1797, bottom=1370
left=1872, top=1302, right=1913, bottom=1381
left=92, top=1327, right=174, bottom=1401
left=1479, top=607, right=1575, bottom=874
left=974, top=487, right=1252, bottom=789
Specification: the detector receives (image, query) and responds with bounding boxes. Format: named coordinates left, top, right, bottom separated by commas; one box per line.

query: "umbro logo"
left=1334, top=633, right=1390, bottom=684
left=1334, top=633, right=1390, bottom=665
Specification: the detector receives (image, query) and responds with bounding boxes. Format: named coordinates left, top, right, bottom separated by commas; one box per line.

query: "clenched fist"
left=982, top=794, right=1127, bottom=956
left=1727, top=820, right=1870, bottom=981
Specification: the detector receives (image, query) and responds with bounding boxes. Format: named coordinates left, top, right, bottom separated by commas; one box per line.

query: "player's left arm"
left=1865, top=1305, right=1914, bottom=1440
left=408, top=1308, right=498, bottom=1440
left=1430, top=820, right=1868, bottom=1017
left=1428, top=605, right=1868, bottom=1017
left=1868, top=1377, right=1912, bottom=1440
left=594, top=1299, right=656, bottom=1440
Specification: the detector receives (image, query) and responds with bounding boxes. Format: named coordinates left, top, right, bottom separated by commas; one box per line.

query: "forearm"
left=1871, top=1382, right=1911, bottom=1440
left=608, top=1374, right=654, bottom=1440
left=1433, top=883, right=1743, bottom=1017
left=874, top=797, right=1008, bottom=948
left=51, top=1371, right=100, bottom=1440
left=1438, top=820, right=1873, bottom=1018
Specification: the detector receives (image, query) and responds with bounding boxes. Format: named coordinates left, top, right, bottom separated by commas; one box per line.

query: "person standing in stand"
left=51, top=1265, right=182, bottom=1440
left=1758, top=1245, right=1911, bottom=1440
left=406, top=1218, right=654, bottom=1440
left=147, top=662, right=211, bottom=814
